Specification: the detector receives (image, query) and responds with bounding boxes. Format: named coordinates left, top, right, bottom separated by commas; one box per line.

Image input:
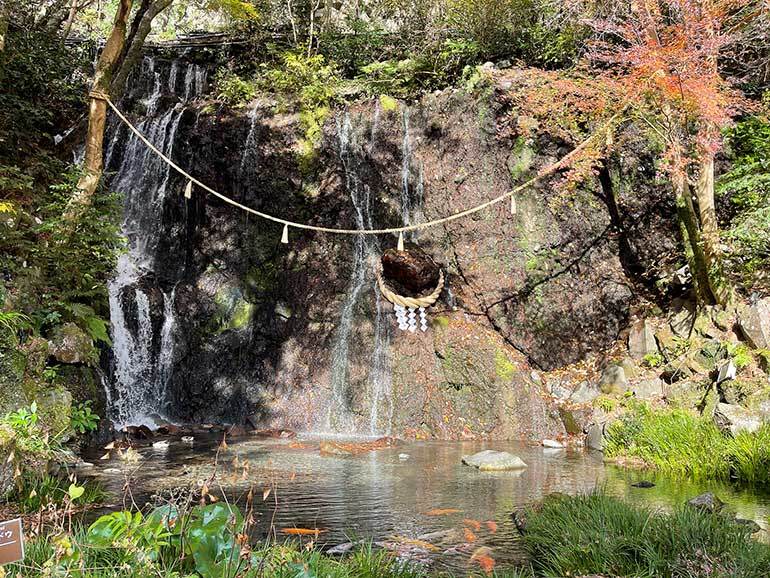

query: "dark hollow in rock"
left=381, top=246, right=441, bottom=296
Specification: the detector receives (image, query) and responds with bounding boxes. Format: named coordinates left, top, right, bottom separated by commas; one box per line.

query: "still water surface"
left=83, top=436, right=770, bottom=573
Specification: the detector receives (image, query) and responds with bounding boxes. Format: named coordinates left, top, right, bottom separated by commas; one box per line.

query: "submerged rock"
left=687, top=492, right=724, bottom=513
left=631, top=480, right=655, bottom=488
left=586, top=423, right=605, bottom=451
left=461, top=449, right=527, bottom=471
left=381, top=247, right=441, bottom=295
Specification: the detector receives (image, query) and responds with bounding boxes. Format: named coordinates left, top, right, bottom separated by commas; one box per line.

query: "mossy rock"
left=0, top=347, right=26, bottom=414
left=212, top=286, right=255, bottom=333
left=719, top=377, right=764, bottom=406
left=48, top=323, right=96, bottom=365
left=36, top=388, right=73, bottom=439
left=0, top=424, right=16, bottom=498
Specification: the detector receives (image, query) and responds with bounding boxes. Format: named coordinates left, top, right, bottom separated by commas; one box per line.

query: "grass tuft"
left=604, top=402, right=770, bottom=484
left=523, top=491, right=770, bottom=578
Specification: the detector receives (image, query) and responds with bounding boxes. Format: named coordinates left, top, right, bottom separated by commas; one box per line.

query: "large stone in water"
left=381, top=247, right=440, bottom=295
left=461, top=449, right=527, bottom=471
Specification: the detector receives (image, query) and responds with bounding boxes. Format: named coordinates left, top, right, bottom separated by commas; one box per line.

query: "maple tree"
left=587, top=0, right=753, bottom=305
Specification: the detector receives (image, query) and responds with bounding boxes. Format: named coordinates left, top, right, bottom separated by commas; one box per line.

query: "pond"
left=81, top=435, right=770, bottom=573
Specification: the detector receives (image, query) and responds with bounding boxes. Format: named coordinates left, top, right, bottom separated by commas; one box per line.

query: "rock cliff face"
left=103, top=50, right=679, bottom=440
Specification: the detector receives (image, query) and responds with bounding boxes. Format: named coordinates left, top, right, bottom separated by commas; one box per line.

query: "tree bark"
left=110, top=0, right=173, bottom=98
left=70, top=0, right=133, bottom=212
left=694, top=146, right=732, bottom=305
left=670, top=147, right=715, bottom=305
left=0, top=0, right=10, bottom=54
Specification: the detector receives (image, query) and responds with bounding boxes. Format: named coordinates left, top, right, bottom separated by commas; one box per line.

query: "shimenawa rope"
left=377, top=270, right=445, bottom=309
left=91, top=91, right=629, bottom=237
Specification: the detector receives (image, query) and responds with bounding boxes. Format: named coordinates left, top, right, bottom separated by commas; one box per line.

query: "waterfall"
left=105, top=56, right=205, bottom=428
left=400, top=107, right=424, bottom=240
left=325, top=113, right=372, bottom=433
left=323, top=106, right=422, bottom=435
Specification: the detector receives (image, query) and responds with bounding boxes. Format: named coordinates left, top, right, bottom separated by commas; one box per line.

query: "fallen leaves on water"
left=463, top=518, right=481, bottom=531
left=463, top=527, right=477, bottom=543
left=288, top=442, right=312, bottom=450
left=319, top=437, right=401, bottom=457
left=485, top=520, right=498, bottom=533
left=470, top=546, right=495, bottom=575
left=262, top=487, right=271, bottom=501
left=388, top=536, right=441, bottom=552
left=280, top=528, right=326, bottom=537
left=422, top=508, right=463, bottom=516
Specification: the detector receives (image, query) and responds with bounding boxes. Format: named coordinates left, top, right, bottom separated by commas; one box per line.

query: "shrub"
left=70, top=400, right=100, bottom=434
left=214, top=69, right=257, bottom=107
left=718, top=117, right=770, bottom=292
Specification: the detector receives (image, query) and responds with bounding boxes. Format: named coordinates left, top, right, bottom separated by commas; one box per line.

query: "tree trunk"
left=672, top=161, right=715, bottom=305
left=0, top=0, right=9, bottom=54
left=694, top=148, right=732, bottom=305
left=110, top=0, right=173, bottom=98
left=69, top=0, right=133, bottom=212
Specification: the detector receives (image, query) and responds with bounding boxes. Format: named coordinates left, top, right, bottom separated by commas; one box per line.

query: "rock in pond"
left=687, top=492, right=724, bottom=513
left=631, top=480, right=655, bottom=488
left=461, top=450, right=527, bottom=471
left=542, top=439, right=565, bottom=449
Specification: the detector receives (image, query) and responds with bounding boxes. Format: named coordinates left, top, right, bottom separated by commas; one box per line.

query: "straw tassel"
left=397, top=231, right=404, bottom=251
left=509, top=194, right=517, bottom=215
left=184, top=180, right=193, bottom=199
left=281, top=224, right=289, bottom=244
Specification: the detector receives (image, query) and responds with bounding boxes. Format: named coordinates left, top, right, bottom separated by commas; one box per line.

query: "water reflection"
left=83, top=438, right=770, bottom=572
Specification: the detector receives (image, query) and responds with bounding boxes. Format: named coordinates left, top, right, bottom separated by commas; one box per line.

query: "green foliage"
left=2, top=402, right=59, bottom=458
left=523, top=491, right=770, bottom=578
left=593, top=395, right=618, bottom=413
left=359, top=39, right=481, bottom=98
left=0, top=311, right=30, bottom=342
left=726, top=342, right=753, bottom=370
left=718, top=117, right=770, bottom=291
left=254, top=51, right=341, bottom=169
left=6, top=503, right=429, bottom=578
left=605, top=403, right=770, bottom=484
left=214, top=68, right=257, bottom=106
left=9, top=474, right=106, bottom=513
left=642, top=351, right=664, bottom=368
left=70, top=401, right=100, bottom=434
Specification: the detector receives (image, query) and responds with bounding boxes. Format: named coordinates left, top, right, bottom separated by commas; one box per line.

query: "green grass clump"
left=605, top=403, right=770, bottom=484
left=9, top=473, right=107, bottom=512
left=523, top=492, right=770, bottom=578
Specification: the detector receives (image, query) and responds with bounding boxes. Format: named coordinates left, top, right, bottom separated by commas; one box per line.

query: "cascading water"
left=105, top=56, right=205, bottom=428
left=324, top=105, right=423, bottom=435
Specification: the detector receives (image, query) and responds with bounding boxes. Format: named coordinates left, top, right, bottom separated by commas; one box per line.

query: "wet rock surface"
left=103, top=58, right=681, bottom=434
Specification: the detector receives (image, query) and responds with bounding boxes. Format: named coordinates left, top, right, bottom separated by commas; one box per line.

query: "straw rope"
left=377, top=269, right=445, bottom=309
left=92, top=90, right=629, bottom=236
